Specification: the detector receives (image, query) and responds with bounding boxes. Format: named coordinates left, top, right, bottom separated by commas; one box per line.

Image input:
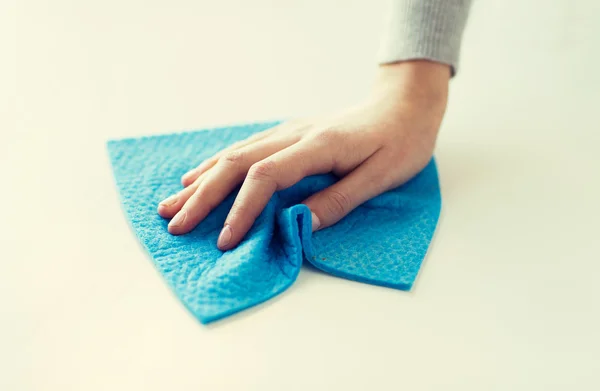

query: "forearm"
left=378, top=0, right=472, bottom=76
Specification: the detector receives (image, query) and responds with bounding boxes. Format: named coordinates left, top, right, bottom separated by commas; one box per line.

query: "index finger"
left=216, top=140, right=334, bottom=250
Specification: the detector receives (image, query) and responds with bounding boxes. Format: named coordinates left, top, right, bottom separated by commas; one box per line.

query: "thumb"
left=302, top=159, right=388, bottom=231
left=303, top=186, right=355, bottom=232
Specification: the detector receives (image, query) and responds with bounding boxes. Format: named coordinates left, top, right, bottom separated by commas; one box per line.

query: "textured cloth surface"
left=378, top=0, right=472, bottom=75
left=107, top=122, right=442, bottom=324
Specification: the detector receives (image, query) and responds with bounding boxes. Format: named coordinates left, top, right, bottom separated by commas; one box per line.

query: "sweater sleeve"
left=377, top=0, right=472, bottom=76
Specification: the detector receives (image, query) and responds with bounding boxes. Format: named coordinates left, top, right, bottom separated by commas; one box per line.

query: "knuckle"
left=324, top=190, right=352, bottom=216
left=220, top=150, right=247, bottom=168
left=189, top=186, right=205, bottom=201
left=248, top=160, right=277, bottom=181
left=191, top=190, right=218, bottom=211
left=313, top=128, right=343, bottom=144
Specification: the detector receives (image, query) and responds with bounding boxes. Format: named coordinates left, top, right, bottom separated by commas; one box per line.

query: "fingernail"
left=217, top=224, right=233, bottom=248
left=311, top=212, right=321, bottom=232
left=160, top=194, right=178, bottom=207
left=169, top=210, right=186, bottom=228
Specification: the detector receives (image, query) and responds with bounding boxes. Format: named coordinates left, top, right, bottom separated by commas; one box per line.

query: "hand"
left=157, top=60, right=450, bottom=250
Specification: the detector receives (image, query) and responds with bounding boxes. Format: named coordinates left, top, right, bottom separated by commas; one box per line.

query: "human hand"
left=157, top=60, right=450, bottom=250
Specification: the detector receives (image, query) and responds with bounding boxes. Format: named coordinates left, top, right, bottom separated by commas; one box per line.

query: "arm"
left=158, top=1, right=473, bottom=249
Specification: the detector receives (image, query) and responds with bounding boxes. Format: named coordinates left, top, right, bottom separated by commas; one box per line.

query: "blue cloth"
left=107, top=121, right=442, bottom=324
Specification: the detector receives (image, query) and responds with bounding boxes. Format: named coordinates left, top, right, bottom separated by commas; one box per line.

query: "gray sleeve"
left=377, top=0, right=472, bottom=75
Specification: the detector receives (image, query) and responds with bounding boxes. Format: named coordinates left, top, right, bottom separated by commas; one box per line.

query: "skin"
left=157, top=60, right=450, bottom=250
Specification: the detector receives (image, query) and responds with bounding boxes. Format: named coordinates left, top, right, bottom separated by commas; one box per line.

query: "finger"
left=181, top=121, right=303, bottom=186
left=160, top=131, right=283, bottom=217
left=180, top=158, right=218, bottom=187
left=302, top=151, right=395, bottom=231
left=217, top=139, right=335, bottom=250
left=157, top=171, right=209, bottom=218
left=168, top=135, right=297, bottom=235
left=180, top=129, right=274, bottom=186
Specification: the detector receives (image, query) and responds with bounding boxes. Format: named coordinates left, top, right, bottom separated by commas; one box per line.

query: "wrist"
left=370, top=60, right=450, bottom=110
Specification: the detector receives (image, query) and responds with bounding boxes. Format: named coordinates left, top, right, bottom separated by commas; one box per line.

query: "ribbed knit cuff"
left=377, top=0, right=472, bottom=76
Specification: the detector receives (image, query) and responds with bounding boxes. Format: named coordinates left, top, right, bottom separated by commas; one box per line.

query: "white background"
left=2, top=0, right=600, bottom=389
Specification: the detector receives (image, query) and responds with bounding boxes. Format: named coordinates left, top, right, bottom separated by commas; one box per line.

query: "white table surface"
left=3, top=1, right=600, bottom=389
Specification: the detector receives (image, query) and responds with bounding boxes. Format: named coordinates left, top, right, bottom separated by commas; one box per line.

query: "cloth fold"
left=107, top=121, right=441, bottom=324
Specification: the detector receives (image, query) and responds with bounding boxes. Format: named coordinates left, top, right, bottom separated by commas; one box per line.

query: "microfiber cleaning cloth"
left=107, top=121, right=442, bottom=324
